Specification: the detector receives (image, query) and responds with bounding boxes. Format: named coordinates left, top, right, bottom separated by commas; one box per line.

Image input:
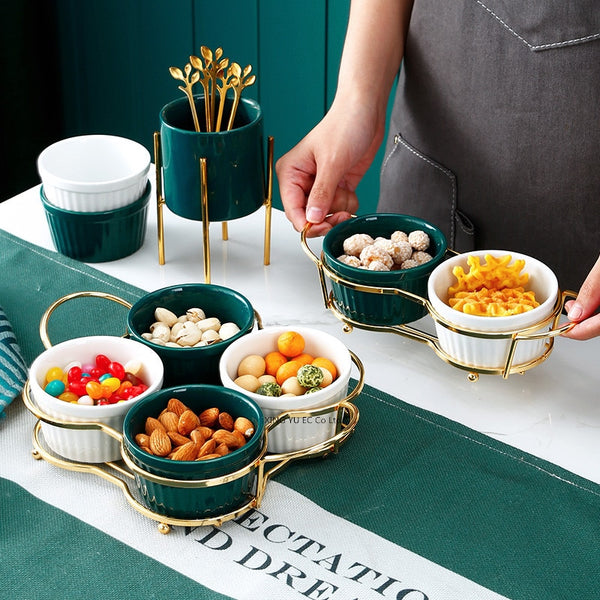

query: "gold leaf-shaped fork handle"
left=227, top=64, right=256, bottom=131
left=169, top=63, right=201, bottom=132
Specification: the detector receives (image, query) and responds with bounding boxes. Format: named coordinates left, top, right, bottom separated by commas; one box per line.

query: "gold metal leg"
left=263, top=136, right=274, bottom=266
left=200, top=157, right=211, bottom=283
left=222, top=222, right=229, bottom=241
left=153, top=132, right=166, bottom=265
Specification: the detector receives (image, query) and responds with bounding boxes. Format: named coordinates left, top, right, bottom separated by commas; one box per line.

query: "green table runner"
left=2, top=229, right=599, bottom=600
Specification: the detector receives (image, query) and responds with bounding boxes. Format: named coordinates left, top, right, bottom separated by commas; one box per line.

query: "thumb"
left=567, top=254, right=600, bottom=322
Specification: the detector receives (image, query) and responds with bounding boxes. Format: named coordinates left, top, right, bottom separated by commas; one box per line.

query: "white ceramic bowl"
left=427, top=250, right=559, bottom=370
left=219, top=326, right=353, bottom=453
left=37, top=135, right=151, bottom=212
left=29, top=336, right=164, bottom=463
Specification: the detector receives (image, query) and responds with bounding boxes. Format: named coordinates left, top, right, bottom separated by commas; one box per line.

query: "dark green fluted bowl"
left=122, top=385, right=265, bottom=520
left=127, top=283, right=256, bottom=387
left=322, top=214, right=447, bottom=325
left=41, top=182, right=149, bottom=262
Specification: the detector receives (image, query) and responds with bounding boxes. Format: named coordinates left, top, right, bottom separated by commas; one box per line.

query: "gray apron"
left=379, top=0, right=600, bottom=292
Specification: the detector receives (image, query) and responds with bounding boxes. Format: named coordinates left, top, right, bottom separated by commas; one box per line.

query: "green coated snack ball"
left=296, top=364, right=324, bottom=388
left=305, top=386, right=323, bottom=394
left=256, top=382, right=282, bottom=397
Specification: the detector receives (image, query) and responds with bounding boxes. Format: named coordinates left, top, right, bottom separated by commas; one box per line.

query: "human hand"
left=275, top=99, right=385, bottom=237
left=562, top=254, right=600, bottom=340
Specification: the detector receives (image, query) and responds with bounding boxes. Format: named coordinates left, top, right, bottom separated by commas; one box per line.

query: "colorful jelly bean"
left=44, top=379, right=65, bottom=397
left=95, top=354, right=111, bottom=371
left=85, top=380, right=104, bottom=400
left=58, top=391, right=79, bottom=403
left=108, top=361, right=125, bottom=380
left=68, top=365, right=82, bottom=382
left=45, top=366, right=65, bottom=385
left=43, top=352, right=149, bottom=406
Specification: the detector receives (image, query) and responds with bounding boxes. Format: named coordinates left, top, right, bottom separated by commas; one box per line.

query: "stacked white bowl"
left=37, top=134, right=151, bottom=212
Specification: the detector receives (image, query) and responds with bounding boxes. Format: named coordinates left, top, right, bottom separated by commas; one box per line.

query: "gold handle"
left=39, top=291, right=133, bottom=349
left=299, top=222, right=322, bottom=266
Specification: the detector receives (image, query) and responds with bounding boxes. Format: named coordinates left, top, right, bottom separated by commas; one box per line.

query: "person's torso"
left=379, top=0, right=600, bottom=291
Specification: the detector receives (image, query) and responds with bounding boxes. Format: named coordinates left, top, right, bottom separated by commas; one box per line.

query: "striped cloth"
left=0, top=306, right=27, bottom=418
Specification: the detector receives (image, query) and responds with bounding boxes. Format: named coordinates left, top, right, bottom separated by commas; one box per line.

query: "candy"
left=44, top=379, right=65, bottom=397
left=58, top=391, right=79, bottom=403
left=43, top=352, right=148, bottom=406
left=108, top=361, right=125, bottom=380
left=101, top=377, right=121, bottom=393
left=45, top=366, right=65, bottom=385
left=95, top=354, right=111, bottom=371
left=86, top=380, right=103, bottom=400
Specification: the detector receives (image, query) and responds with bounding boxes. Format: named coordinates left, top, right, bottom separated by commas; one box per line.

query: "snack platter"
left=22, top=292, right=363, bottom=533
left=301, top=224, right=575, bottom=381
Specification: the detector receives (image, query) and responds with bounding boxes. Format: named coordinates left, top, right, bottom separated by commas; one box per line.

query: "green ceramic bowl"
left=41, top=182, right=149, bottom=262
left=127, top=283, right=256, bottom=387
left=322, top=214, right=447, bottom=325
left=122, top=385, right=265, bottom=520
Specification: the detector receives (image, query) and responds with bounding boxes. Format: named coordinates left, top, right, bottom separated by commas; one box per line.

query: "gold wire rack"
left=23, top=290, right=364, bottom=532
left=301, top=226, right=575, bottom=381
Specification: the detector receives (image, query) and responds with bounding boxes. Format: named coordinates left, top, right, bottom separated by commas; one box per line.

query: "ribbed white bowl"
left=37, top=135, right=150, bottom=212
left=219, top=326, right=352, bottom=453
left=29, top=336, right=164, bottom=463
left=427, top=250, right=559, bottom=370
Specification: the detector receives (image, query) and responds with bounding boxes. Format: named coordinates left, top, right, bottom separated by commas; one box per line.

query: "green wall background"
left=2, top=1, right=392, bottom=213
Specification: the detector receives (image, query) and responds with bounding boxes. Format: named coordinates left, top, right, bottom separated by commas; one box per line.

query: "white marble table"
left=1, top=178, right=598, bottom=485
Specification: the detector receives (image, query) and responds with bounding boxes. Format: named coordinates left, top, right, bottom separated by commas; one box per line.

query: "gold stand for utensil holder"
left=153, top=133, right=274, bottom=283
left=22, top=380, right=361, bottom=534
left=301, top=226, right=575, bottom=381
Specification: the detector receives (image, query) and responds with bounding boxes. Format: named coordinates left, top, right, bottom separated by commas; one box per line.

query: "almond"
left=196, top=453, right=221, bottom=461
left=196, top=426, right=214, bottom=439
left=178, top=409, right=200, bottom=435
left=212, top=428, right=245, bottom=449
left=149, top=429, right=172, bottom=456
left=167, top=431, right=192, bottom=446
left=199, top=407, right=219, bottom=427
left=170, top=441, right=199, bottom=461
left=144, top=417, right=166, bottom=436
left=215, top=442, right=229, bottom=456
left=234, top=417, right=255, bottom=439
left=158, top=411, right=179, bottom=432
left=167, top=397, right=189, bottom=416
left=197, top=438, right=217, bottom=457
left=218, top=411, right=234, bottom=431
left=135, top=433, right=150, bottom=447
left=190, top=428, right=207, bottom=445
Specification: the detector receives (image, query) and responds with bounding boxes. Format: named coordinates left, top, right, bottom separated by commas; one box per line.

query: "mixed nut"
left=141, top=306, right=240, bottom=348
left=135, top=397, right=255, bottom=461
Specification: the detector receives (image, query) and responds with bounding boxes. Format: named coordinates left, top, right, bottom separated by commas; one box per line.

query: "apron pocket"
left=474, top=0, right=600, bottom=51
left=379, top=133, right=474, bottom=251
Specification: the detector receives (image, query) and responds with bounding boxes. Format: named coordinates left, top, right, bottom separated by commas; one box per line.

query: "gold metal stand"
left=22, top=351, right=363, bottom=534
left=153, top=132, right=274, bottom=283
left=301, top=226, right=576, bottom=381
